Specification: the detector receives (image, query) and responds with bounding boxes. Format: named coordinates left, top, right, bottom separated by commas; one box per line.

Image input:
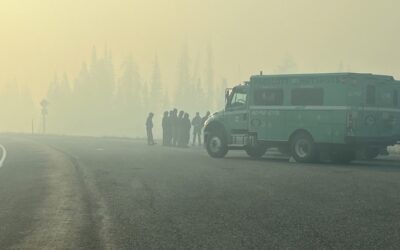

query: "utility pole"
left=40, top=99, right=48, bottom=134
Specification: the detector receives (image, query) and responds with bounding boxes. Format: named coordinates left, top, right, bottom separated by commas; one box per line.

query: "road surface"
left=0, top=134, right=399, bottom=249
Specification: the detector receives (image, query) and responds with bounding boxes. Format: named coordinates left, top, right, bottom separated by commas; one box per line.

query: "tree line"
left=0, top=45, right=227, bottom=137
left=0, top=47, right=307, bottom=136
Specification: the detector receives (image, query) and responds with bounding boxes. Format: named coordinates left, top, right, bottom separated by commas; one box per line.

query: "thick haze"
left=1, top=0, right=400, bottom=98
left=0, top=0, right=399, bottom=134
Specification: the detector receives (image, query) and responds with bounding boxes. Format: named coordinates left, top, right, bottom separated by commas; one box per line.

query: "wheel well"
left=204, top=121, right=227, bottom=143
left=288, top=129, right=314, bottom=145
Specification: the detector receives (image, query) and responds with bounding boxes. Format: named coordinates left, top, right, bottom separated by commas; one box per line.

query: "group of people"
left=146, top=109, right=210, bottom=147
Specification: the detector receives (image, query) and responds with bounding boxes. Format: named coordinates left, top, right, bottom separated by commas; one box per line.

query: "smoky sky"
left=1, top=0, right=400, bottom=100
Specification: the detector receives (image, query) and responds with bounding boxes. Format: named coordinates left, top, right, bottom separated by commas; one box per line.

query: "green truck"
left=204, top=73, right=400, bottom=163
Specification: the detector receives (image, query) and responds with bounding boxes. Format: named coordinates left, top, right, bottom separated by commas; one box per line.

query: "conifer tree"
left=176, top=43, right=191, bottom=110
left=205, top=44, right=215, bottom=111
left=149, top=55, right=163, bottom=114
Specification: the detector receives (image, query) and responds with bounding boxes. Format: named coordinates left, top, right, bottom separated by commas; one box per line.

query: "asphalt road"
left=0, top=134, right=399, bottom=249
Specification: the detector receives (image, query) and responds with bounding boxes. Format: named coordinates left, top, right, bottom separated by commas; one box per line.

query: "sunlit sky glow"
left=1, top=0, right=399, bottom=100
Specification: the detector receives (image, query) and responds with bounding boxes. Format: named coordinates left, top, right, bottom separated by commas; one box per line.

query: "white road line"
left=0, top=144, right=7, bottom=168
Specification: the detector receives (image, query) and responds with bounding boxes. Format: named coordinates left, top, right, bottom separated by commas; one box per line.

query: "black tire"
left=364, top=147, right=380, bottom=160
left=330, top=150, right=356, bottom=164
left=290, top=132, right=318, bottom=163
left=206, top=131, right=228, bottom=158
left=245, top=145, right=267, bottom=159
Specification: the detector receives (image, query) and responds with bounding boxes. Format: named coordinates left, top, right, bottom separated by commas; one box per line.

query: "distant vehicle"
left=204, top=73, right=400, bottom=163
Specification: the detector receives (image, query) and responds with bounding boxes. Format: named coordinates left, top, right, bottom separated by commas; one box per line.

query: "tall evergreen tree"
left=205, top=44, right=215, bottom=111
left=193, top=77, right=206, bottom=112
left=149, top=55, right=163, bottom=114
left=118, top=55, right=135, bottom=104
left=142, top=80, right=149, bottom=114
left=115, top=55, right=144, bottom=136
left=176, top=43, right=192, bottom=110
left=86, top=45, right=116, bottom=135
left=72, top=62, right=92, bottom=134
left=46, top=73, right=72, bottom=134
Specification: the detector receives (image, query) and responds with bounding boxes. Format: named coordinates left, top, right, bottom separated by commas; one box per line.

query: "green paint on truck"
left=204, top=73, right=400, bottom=163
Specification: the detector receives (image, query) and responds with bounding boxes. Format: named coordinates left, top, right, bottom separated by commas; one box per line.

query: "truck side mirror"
left=225, top=90, right=231, bottom=108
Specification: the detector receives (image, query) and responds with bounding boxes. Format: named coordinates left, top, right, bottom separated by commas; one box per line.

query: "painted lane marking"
left=0, top=144, right=7, bottom=168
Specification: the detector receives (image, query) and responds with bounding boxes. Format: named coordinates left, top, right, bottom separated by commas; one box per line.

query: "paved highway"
left=0, top=134, right=399, bottom=249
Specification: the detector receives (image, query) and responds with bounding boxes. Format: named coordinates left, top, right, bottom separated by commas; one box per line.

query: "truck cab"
left=204, top=84, right=265, bottom=158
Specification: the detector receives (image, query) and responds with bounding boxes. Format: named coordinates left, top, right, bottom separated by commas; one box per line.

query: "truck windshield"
left=228, top=88, right=247, bottom=108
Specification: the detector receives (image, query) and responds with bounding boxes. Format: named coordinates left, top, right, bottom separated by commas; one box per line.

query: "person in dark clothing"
left=146, top=112, right=155, bottom=145
left=162, top=111, right=169, bottom=146
left=192, top=112, right=202, bottom=146
left=177, top=110, right=185, bottom=147
left=182, top=113, right=191, bottom=147
left=167, top=110, right=174, bottom=146
left=201, top=111, right=211, bottom=127
left=171, top=109, right=178, bottom=146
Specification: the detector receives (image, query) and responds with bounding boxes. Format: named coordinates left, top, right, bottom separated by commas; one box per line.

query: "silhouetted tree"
left=34, top=42, right=233, bottom=137
left=205, top=44, right=215, bottom=111
left=46, top=73, right=72, bottom=134
left=176, top=43, right=192, bottom=109
left=114, top=55, right=144, bottom=136
left=193, top=77, right=206, bottom=112
left=149, top=55, right=163, bottom=114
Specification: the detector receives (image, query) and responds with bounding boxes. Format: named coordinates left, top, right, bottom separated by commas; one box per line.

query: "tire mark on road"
left=12, top=141, right=90, bottom=250
left=48, top=145, right=117, bottom=250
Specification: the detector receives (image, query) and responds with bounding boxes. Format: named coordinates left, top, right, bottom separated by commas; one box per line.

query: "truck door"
left=225, top=87, right=249, bottom=144
left=359, top=83, right=396, bottom=139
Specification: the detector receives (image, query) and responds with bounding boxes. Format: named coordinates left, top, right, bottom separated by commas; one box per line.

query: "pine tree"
left=149, top=55, right=163, bottom=114
left=118, top=55, right=135, bottom=104
left=46, top=73, right=72, bottom=134
left=176, top=43, right=191, bottom=110
left=72, top=62, right=92, bottom=134
left=162, top=91, right=170, bottom=111
left=205, top=44, right=215, bottom=111
left=115, top=54, right=143, bottom=136
left=85, top=45, right=116, bottom=135
left=193, top=77, right=206, bottom=113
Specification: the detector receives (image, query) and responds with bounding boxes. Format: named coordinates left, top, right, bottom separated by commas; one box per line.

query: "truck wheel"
left=330, top=150, right=356, bottom=164
left=206, top=132, right=228, bottom=158
left=245, top=145, right=267, bottom=159
left=290, top=132, right=317, bottom=163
